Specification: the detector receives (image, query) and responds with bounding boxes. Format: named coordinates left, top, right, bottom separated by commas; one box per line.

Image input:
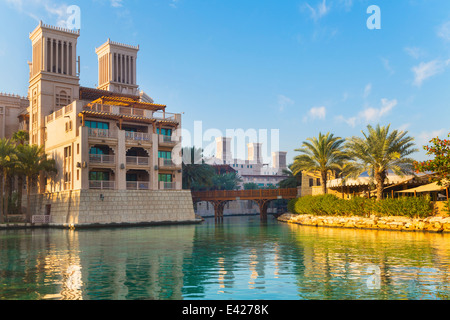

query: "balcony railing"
left=89, top=154, right=115, bottom=164
left=89, top=180, right=115, bottom=190
left=84, top=104, right=179, bottom=123
left=126, top=181, right=150, bottom=190
left=159, top=181, right=177, bottom=190
left=159, top=135, right=177, bottom=144
left=125, top=131, right=151, bottom=142
left=158, top=158, right=180, bottom=168
left=88, top=128, right=116, bottom=139
left=126, top=156, right=149, bottom=166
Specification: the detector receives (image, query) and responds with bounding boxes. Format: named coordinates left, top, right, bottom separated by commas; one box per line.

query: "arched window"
left=56, top=90, right=71, bottom=108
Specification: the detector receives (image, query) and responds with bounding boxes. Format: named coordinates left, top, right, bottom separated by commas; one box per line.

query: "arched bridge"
left=191, top=188, right=299, bottom=220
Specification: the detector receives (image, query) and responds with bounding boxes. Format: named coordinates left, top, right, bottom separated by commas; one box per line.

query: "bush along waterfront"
left=281, top=194, right=450, bottom=233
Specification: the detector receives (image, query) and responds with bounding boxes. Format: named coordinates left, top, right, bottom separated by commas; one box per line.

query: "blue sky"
left=1, top=0, right=450, bottom=164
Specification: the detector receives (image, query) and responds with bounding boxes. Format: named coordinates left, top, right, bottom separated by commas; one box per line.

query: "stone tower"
left=28, top=21, right=80, bottom=146
left=95, top=39, right=139, bottom=95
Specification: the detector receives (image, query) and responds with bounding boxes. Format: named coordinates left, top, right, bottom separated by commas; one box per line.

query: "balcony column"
left=80, top=126, right=90, bottom=190
left=117, top=130, right=127, bottom=190
left=151, top=132, right=159, bottom=190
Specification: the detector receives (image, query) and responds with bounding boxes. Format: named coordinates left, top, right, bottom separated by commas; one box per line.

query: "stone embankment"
left=278, top=213, right=450, bottom=233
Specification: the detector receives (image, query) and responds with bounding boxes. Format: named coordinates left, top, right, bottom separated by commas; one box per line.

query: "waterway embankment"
left=278, top=213, right=450, bottom=233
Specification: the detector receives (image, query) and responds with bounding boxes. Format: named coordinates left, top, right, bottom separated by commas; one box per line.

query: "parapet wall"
left=26, top=190, right=197, bottom=227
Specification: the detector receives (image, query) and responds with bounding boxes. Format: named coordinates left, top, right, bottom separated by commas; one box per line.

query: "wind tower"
left=28, top=21, right=80, bottom=146
left=95, top=39, right=139, bottom=95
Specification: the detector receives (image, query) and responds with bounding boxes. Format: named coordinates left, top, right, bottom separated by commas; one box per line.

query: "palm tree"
left=211, top=172, right=242, bottom=191
left=334, top=161, right=363, bottom=199
left=292, top=132, right=347, bottom=194
left=0, top=139, right=17, bottom=223
left=16, top=144, right=57, bottom=222
left=346, top=124, right=418, bottom=201
left=279, top=164, right=302, bottom=189
left=182, top=147, right=215, bottom=190
left=12, top=130, right=29, bottom=214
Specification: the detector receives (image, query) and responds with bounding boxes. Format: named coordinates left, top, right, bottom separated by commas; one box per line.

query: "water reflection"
left=0, top=216, right=450, bottom=300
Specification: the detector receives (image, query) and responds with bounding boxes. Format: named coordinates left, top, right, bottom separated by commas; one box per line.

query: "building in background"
left=0, top=93, right=29, bottom=139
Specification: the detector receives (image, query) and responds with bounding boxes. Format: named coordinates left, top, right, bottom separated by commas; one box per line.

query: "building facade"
left=1, top=22, right=195, bottom=227
left=26, top=22, right=183, bottom=194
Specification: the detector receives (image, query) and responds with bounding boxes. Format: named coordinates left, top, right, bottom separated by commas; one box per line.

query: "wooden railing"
left=191, top=188, right=298, bottom=201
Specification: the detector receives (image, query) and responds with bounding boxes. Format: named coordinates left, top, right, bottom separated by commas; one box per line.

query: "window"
left=309, top=178, right=314, bottom=187
left=158, top=151, right=172, bottom=159
left=0, top=107, right=3, bottom=114
left=126, top=173, right=138, bottom=182
left=65, top=121, right=72, bottom=132
left=85, top=120, right=109, bottom=130
left=317, top=178, right=321, bottom=186
left=56, top=90, right=71, bottom=108
left=159, top=174, right=173, bottom=182
left=157, top=128, right=172, bottom=136
left=89, top=147, right=106, bottom=155
left=89, top=171, right=110, bottom=181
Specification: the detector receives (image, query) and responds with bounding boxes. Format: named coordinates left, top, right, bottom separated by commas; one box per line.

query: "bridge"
left=191, top=188, right=299, bottom=221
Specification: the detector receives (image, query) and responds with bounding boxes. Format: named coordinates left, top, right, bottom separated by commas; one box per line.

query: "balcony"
left=89, top=154, right=115, bottom=165
left=158, top=158, right=180, bottom=169
left=126, top=181, right=150, bottom=190
left=89, top=180, right=115, bottom=190
left=158, top=135, right=177, bottom=145
left=159, top=181, right=179, bottom=190
left=125, top=131, right=151, bottom=142
left=126, top=156, right=149, bottom=166
left=88, top=128, right=116, bottom=139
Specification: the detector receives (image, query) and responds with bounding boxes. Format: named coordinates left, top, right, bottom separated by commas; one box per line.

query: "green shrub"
left=289, top=194, right=433, bottom=218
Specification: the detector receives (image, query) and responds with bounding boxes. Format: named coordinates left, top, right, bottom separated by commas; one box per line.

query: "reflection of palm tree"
left=292, top=132, right=347, bottom=195
left=16, top=144, right=57, bottom=222
left=346, top=124, right=417, bottom=201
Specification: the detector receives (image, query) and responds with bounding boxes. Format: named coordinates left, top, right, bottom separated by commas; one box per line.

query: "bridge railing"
left=191, top=188, right=298, bottom=200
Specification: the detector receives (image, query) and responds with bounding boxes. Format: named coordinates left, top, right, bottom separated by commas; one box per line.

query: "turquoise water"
left=1, top=215, right=450, bottom=300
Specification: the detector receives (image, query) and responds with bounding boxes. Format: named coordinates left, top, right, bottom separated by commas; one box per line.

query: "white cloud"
left=381, top=58, right=394, bottom=75
left=170, top=0, right=180, bottom=8
left=277, top=95, right=294, bottom=112
left=309, top=106, right=327, bottom=119
left=412, top=59, right=450, bottom=87
left=437, top=21, right=450, bottom=41
left=304, top=0, right=330, bottom=21
left=336, top=98, right=397, bottom=127
left=417, top=129, right=447, bottom=145
left=363, top=83, right=372, bottom=99
left=404, top=47, right=424, bottom=60
left=110, top=0, right=123, bottom=8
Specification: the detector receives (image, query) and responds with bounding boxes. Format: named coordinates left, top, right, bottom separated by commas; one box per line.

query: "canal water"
left=1, top=215, right=450, bottom=300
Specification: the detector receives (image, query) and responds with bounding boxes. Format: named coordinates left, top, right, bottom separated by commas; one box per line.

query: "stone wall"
left=26, top=190, right=197, bottom=227
left=278, top=213, right=450, bottom=233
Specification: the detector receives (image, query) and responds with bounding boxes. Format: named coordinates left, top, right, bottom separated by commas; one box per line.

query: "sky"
left=0, top=0, right=449, bottom=164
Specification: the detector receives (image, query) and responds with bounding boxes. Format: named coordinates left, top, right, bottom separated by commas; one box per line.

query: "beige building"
left=27, top=22, right=183, bottom=194
left=0, top=93, right=29, bottom=139
left=1, top=22, right=196, bottom=227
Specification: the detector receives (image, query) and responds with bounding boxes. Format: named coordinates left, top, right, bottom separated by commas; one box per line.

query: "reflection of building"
left=205, top=137, right=289, bottom=189
left=3, top=22, right=196, bottom=226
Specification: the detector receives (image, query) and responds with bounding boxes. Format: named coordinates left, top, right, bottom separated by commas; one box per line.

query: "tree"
left=181, top=147, right=215, bottom=190
left=12, top=130, right=30, bottom=214
left=16, top=144, right=56, bottom=222
left=211, top=172, right=242, bottom=191
left=279, top=164, right=302, bottom=189
left=244, top=182, right=259, bottom=190
left=346, top=124, right=418, bottom=201
left=0, top=139, right=17, bottom=223
left=414, top=133, right=450, bottom=187
left=292, top=132, right=347, bottom=195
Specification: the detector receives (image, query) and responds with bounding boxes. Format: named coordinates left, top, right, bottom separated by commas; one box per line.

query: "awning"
left=396, top=182, right=448, bottom=193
